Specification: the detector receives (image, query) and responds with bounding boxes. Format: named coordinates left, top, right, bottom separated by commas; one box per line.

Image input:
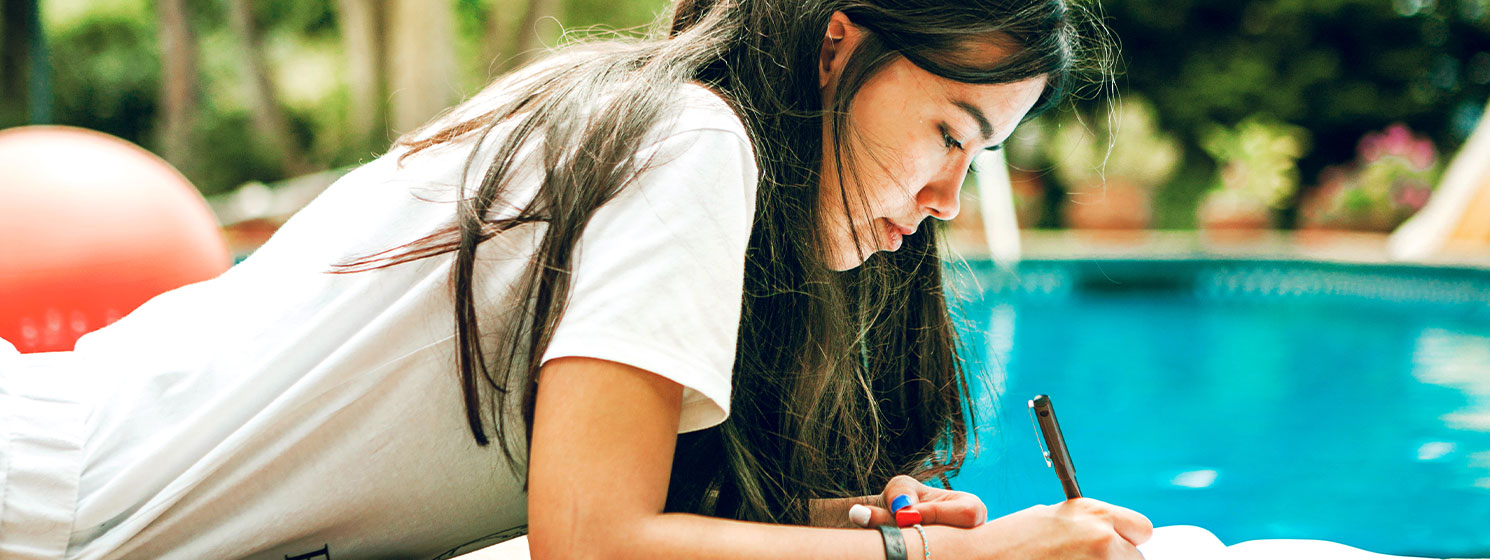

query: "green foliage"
left=19, top=0, right=1490, bottom=218
left=245, top=0, right=338, bottom=39
left=43, top=11, right=159, bottom=147
left=564, top=0, right=670, bottom=34
left=1101, top=0, right=1490, bottom=225
left=1201, top=117, right=1310, bottom=209
left=1045, top=97, right=1183, bottom=190
left=21, top=0, right=683, bottom=197
left=1299, top=123, right=1442, bottom=230
left=187, top=108, right=295, bottom=196
left=24, top=0, right=327, bottom=194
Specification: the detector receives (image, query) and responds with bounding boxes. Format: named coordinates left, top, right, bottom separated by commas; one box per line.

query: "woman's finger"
left=874, top=475, right=991, bottom=528
left=1106, top=503, right=1154, bottom=546
left=881, top=475, right=924, bottom=505
left=847, top=503, right=894, bottom=527
left=912, top=494, right=987, bottom=528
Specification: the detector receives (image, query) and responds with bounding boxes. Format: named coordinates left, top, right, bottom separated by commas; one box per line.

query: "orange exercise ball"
left=0, top=126, right=230, bottom=353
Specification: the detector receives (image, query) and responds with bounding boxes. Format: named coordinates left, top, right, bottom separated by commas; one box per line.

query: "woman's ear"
left=818, top=11, right=864, bottom=90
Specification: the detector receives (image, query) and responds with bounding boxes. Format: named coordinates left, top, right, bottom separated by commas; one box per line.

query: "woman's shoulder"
left=671, top=82, right=750, bottom=139
left=618, top=83, right=758, bottom=232
left=650, top=83, right=757, bottom=172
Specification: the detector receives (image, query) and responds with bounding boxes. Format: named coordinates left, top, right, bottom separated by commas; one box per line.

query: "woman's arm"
left=526, top=357, right=1151, bottom=560
left=528, top=357, right=926, bottom=559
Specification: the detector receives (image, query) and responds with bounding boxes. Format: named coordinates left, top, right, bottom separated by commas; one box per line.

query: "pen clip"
left=1028, top=398, right=1053, bottom=468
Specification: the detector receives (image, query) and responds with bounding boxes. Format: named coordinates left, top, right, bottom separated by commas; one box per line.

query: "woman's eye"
left=940, top=127, right=964, bottom=151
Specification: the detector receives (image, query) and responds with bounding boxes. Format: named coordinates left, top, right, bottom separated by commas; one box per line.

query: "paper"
left=1138, top=526, right=1450, bottom=560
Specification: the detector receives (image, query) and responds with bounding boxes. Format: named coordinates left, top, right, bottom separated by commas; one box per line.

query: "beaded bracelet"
left=910, top=524, right=932, bottom=560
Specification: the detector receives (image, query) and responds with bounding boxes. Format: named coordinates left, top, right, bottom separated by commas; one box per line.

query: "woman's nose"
left=917, top=163, right=965, bottom=221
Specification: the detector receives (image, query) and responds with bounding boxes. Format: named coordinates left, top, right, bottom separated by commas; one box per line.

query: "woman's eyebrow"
left=951, top=99, right=993, bottom=140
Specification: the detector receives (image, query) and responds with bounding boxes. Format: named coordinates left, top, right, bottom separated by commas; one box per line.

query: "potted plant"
left=1297, top=124, right=1439, bottom=232
left=1197, top=117, right=1309, bottom=232
left=1046, top=97, right=1182, bottom=230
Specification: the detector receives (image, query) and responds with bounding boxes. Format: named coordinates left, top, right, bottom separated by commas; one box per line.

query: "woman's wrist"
left=877, top=525, right=910, bottom=560
left=881, top=523, right=952, bottom=560
left=901, top=525, right=923, bottom=559
left=911, top=524, right=967, bottom=559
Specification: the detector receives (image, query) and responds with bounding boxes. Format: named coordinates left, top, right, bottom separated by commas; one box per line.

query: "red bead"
left=895, top=508, right=922, bottom=527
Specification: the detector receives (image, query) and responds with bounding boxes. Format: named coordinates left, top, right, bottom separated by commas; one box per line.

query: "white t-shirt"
left=0, top=83, right=757, bottom=559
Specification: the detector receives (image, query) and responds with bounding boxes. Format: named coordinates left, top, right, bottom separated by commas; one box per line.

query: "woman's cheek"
left=879, top=155, right=930, bottom=207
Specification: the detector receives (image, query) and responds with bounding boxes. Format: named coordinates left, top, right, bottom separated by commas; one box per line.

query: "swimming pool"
left=946, top=258, right=1490, bottom=558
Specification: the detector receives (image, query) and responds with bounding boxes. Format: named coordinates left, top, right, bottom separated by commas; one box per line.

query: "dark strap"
left=876, top=524, right=908, bottom=560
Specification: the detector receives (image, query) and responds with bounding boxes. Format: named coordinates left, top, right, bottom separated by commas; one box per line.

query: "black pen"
left=1029, top=394, right=1082, bottom=500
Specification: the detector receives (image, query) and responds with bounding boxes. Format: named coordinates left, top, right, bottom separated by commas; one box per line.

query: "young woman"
left=0, top=0, right=1155, bottom=558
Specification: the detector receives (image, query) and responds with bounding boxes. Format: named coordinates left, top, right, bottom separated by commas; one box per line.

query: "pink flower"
left=1409, top=140, right=1436, bottom=170
left=1357, top=124, right=1437, bottom=169
left=1383, top=124, right=1412, bottom=151
left=1392, top=182, right=1432, bottom=211
left=1360, top=133, right=1384, bottom=162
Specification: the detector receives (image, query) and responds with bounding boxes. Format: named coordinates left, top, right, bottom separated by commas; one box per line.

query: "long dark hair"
left=338, top=0, right=1110, bottom=525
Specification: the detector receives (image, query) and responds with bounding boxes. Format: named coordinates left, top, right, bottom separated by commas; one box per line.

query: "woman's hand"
left=849, top=474, right=989, bottom=528
left=941, top=498, right=1154, bottom=559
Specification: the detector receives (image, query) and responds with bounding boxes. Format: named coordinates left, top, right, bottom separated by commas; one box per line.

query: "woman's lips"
left=880, top=219, right=914, bottom=252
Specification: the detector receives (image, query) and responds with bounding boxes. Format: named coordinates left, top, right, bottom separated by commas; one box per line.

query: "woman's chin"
left=825, top=244, right=874, bottom=272
left=826, top=256, right=860, bottom=272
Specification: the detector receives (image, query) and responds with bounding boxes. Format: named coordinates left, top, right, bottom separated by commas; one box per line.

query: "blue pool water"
left=946, top=259, right=1490, bottom=558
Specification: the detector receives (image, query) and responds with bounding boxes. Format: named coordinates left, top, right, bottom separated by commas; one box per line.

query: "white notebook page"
left=1138, top=526, right=1457, bottom=560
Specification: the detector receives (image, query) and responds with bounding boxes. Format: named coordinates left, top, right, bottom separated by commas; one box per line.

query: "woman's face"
left=817, top=13, right=1047, bottom=271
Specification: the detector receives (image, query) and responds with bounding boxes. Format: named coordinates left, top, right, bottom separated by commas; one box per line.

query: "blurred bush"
left=1044, top=97, right=1183, bottom=228
left=46, top=11, right=160, bottom=151
left=2, top=0, right=1486, bottom=222
left=0, top=0, right=670, bottom=197
left=1298, top=123, right=1441, bottom=230
left=1099, top=0, right=1490, bottom=227
left=1196, top=117, right=1310, bottom=229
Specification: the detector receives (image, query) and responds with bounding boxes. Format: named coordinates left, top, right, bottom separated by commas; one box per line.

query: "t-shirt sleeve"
left=539, top=126, right=757, bottom=433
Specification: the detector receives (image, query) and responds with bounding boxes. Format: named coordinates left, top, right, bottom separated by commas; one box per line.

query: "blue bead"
left=891, top=494, right=912, bottom=513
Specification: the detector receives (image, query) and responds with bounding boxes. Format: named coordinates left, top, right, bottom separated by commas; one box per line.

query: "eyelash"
left=941, top=125, right=1005, bottom=173
left=940, top=126, right=964, bottom=152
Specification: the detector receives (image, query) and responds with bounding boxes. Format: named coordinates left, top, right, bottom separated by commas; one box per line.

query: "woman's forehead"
left=888, top=56, right=1045, bottom=125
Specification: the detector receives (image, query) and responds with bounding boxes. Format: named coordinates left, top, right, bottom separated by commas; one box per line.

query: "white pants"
left=0, top=338, right=89, bottom=560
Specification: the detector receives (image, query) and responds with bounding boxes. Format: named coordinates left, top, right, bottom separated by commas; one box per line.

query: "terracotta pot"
left=1197, top=190, right=1273, bottom=229
left=1196, top=190, right=1274, bottom=243
left=1061, top=179, right=1152, bottom=230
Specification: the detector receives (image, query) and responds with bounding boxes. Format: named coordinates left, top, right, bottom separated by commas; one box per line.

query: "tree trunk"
left=25, top=0, right=49, bottom=125
left=512, top=0, right=561, bottom=67
left=0, top=0, right=34, bottom=125
left=386, top=0, right=459, bottom=135
left=156, top=0, right=198, bottom=171
left=483, top=0, right=521, bottom=73
left=226, top=0, right=314, bottom=175
left=2, top=0, right=49, bottom=125
left=484, top=0, right=563, bottom=74
left=334, top=0, right=387, bottom=150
